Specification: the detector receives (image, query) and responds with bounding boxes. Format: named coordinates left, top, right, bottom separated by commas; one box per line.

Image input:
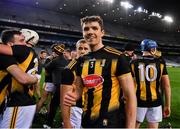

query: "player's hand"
left=34, top=74, right=41, bottom=80
left=163, top=106, right=171, bottom=118
left=63, top=122, right=73, bottom=128
left=63, top=89, right=78, bottom=107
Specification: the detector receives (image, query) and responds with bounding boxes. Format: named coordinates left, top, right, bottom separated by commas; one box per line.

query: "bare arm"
left=161, top=75, right=171, bottom=118
left=61, top=76, right=83, bottom=128
left=118, top=73, right=137, bottom=128
left=63, top=76, right=83, bottom=106
left=7, top=64, right=38, bottom=85
left=0, top=44, right=13, bottom=55
left=60, top=85, right=73, bottom=128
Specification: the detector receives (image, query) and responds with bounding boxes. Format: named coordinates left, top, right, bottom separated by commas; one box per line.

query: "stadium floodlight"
left=145, top=10, right=148, bottom=13
left=163, top=16, right=173, bottom=23
left=35, top=1, right=39, bottom=5
left=149, top=12, right=162, bottom=18
left=137, top=7, right=142, bottom=12
left=156, top=13, right=162, bottom=18
left=104, top=0, right=114, bottom=3
left=120, top=1, right=133, bottom=9
left=134, top=7, right=148, bottom=13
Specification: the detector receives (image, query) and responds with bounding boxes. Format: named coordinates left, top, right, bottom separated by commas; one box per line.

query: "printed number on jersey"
left=138, top=64, right=157, bottom=82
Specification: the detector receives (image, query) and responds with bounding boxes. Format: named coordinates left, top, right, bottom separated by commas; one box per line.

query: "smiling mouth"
left=87, top=36, right=95, bottom=41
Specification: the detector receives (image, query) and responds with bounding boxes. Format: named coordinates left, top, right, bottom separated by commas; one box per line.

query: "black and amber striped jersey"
left=7, top=45, right=38, bottom=107
left=0, top=55, right=17, bottom=113
left=66, top=46, right=130, bottom=127
left=124, top=54, right=132, bottom=64
left=130, top=55, right=168, bottom=107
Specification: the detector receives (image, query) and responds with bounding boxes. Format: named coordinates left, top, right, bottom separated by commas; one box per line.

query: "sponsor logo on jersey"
left=83, top=74, right=104, bottom=88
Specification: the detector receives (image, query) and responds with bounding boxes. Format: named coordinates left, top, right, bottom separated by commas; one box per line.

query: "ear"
left=150, top=48, right=156, bottom=55
left=7, top=42, right=14, bottom=46
left=101, top=29, right=105, bottom=37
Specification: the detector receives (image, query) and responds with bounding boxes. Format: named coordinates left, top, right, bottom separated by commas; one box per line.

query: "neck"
left=125, top=51, right=133, bottom=57
left=142, top=51, right=152, bottom=56
left=90, top=42, right=104, bottom=52
left=26, top=44, right=33, bottom=47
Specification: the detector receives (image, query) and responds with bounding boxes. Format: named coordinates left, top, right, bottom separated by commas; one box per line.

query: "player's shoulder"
left=12, top=44, right=28, bottom=49
left=12, top=45, right=33, bottom=53
left=0, top=54, right=15, bottom=61
left=67, top=59, right=78, bottom=70
left=103, top=46, right=122, bottom=56
left=130, top=56, right=143, bottom=64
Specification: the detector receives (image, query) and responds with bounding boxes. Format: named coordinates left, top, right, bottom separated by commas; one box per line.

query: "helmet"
left=20, top=29, right=39, bottom=46
left=141, top=39, right=158, bottom=51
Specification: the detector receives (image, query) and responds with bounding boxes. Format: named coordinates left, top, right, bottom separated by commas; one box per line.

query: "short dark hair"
left=40, top=50, right=47, bottom=54
left=64, top=48, right=71, bottom=53
left=77, top=39, right=86, bottom=44
left=80, top=16, right=104, bottom=31
left=76, top=39, right=87, bottom=47
left=124, top=43, right=136, bottom=51
left=1, top=29, right=21, bottom=44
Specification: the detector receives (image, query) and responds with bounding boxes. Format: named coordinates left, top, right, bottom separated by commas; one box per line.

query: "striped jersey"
left=130, top=56, right=168, bottom=107
left=7, top=45, right=38, bottom=106
left=66, top=46, right=131, bottom=127
left=0, top=55, right=17, bottom=113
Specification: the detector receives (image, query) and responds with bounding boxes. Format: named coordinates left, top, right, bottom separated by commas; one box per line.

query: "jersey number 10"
left=138, top=64, right=157, bottom=82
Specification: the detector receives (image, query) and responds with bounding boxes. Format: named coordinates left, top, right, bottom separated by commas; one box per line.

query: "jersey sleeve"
left=61, top=68, right=74, bottom=85
left=11, top=45, right=30, bottom=63
left=45, top=59, right=56, bottom=73
left=0, top=55, right=17, bottom=69
left=11, top=45, right=29, bottom=57
left=45, top=58, right=52, bottom=64
left=75, top=57, right=83, bottom=76
left=115, top=54, right=131, bottom=77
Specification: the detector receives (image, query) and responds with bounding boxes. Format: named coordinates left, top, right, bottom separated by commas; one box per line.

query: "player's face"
left=126, top=51, right=134, bottom=56
left=82, top=21, right=104, bottom=47
left=52, top=51, right=58, bottom=57
left=70, top=51, right=77, bottom=59
left=63, top=51, right=71, bottom=60
left=41, top=52, right=47, bottom=59
left=77, top=43, right=90, bottom=57
left=13, top=34, right=26, bottom=45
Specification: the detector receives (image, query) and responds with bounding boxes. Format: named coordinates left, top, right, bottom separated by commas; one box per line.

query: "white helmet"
left=20, top=29, right=39, bottom=46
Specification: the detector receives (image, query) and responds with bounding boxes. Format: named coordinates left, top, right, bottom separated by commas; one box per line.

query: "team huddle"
left=0, top=15, right=171, bottom=128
